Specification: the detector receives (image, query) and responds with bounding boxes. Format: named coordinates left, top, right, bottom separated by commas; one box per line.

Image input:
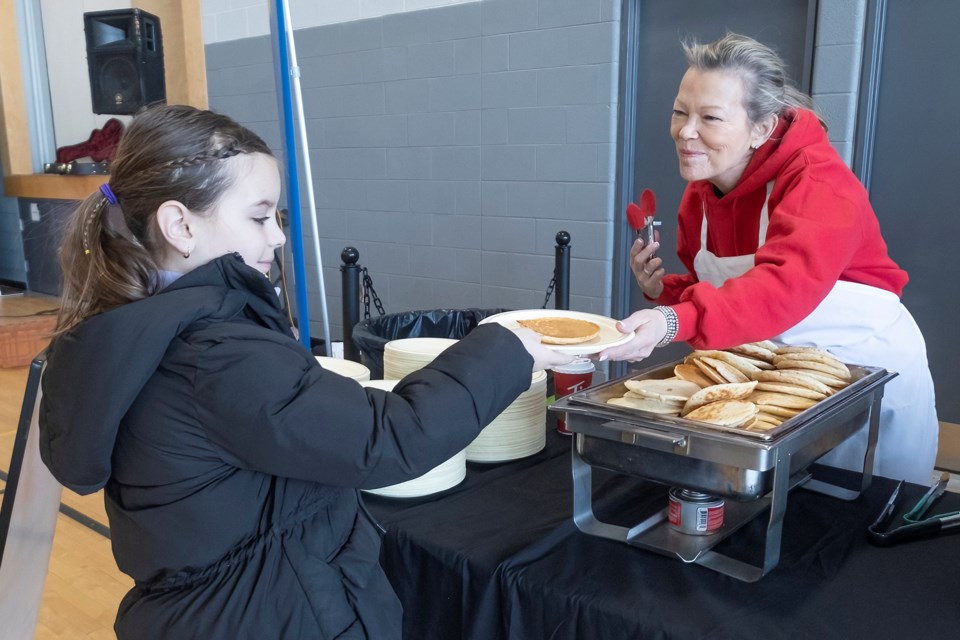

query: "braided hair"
left=56, top=105, right=273, bottom=336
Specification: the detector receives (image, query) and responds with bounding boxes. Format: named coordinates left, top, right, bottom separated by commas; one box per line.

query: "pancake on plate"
left=516, top=317, right=601, bottom=345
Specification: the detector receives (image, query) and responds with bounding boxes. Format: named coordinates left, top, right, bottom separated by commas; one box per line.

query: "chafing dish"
left=550, top=360, right=897, bottom=582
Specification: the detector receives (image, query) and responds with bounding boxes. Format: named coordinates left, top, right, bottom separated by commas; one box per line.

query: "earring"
left=183, top=247, right=192, bottom=259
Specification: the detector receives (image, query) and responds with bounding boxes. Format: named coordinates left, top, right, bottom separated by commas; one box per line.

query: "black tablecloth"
left=365, top=429, right=960, bottom=639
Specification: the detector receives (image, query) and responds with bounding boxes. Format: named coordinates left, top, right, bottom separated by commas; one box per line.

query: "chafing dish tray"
left=550, top=359, right=897, bottom=582
left=554, top=361, right=894, bottom=500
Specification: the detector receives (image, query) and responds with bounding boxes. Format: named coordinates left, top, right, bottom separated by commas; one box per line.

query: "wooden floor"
left=1, top=364, right=132, bottom=639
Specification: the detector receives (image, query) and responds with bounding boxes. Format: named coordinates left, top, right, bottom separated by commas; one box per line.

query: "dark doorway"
left=613, top=0, right=818, bottom=372
left=855, top=0, right=960, bottom=422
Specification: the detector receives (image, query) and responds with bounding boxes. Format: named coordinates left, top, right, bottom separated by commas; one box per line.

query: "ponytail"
left=54, top=190, right=158, bottom=337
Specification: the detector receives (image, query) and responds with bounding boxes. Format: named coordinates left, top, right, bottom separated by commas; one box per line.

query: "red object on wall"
left=55, top=118, right=125, bottom=164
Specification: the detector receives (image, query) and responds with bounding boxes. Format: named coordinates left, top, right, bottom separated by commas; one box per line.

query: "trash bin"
left=352, top=308, right=509, bottom=379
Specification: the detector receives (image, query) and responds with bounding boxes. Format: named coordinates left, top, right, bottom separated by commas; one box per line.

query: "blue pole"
left=270, top=0, right=311, bottom=348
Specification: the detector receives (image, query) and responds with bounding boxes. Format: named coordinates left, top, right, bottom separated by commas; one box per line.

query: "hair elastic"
left=99, top=183, right=118, bottom=205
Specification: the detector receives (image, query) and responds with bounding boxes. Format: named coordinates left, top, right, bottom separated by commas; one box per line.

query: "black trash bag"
left=352, top=308, right=510, bottom=379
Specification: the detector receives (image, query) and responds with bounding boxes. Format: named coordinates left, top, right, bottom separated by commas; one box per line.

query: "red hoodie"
left=657, top=108, right=907, bottom=349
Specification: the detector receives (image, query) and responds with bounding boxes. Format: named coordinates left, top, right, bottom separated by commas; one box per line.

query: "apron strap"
left=699, top=199, right=708, bottom=248
left=756, top=181, right=774, bottom=248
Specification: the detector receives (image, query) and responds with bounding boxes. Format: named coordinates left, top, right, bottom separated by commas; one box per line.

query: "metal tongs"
left=867, top=472, right=960, bottom=546
left=626, top=189, right=661, bottom=254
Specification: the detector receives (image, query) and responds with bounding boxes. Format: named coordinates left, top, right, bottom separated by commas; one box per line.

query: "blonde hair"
left=682, top=32, right=823, bottom=127
left=55, top=105, right=272, bottom=337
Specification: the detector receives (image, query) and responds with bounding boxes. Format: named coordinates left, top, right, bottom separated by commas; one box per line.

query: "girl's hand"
left=512, top=328, right=577, bottom=372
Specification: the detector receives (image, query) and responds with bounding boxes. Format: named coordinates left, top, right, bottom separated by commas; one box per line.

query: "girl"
left=39, top=104, right=570, bottom=638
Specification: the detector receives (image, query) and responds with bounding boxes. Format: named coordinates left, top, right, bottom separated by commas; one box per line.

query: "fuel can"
left=667, top=488, right=724, bottom=535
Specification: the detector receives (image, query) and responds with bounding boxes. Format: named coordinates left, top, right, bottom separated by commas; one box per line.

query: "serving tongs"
left=867, top=472, right=960, bottom=546
left=626, top=188, right=661, bottom=252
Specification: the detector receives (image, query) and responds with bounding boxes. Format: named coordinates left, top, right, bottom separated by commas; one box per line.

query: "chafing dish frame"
left=551, top=361, right=897, bottom=582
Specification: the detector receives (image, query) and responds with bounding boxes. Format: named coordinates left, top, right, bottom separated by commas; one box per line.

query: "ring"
left=644, top=268, right=652, bottom=276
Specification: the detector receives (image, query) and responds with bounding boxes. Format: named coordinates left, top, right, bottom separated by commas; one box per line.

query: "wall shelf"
left=0, top=0, right=205, bottom=202
left=3, top=174, right=106, bottom=201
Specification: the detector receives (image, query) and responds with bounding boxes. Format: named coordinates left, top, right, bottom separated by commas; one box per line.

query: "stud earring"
left=183, top=247, right=192, bottom=259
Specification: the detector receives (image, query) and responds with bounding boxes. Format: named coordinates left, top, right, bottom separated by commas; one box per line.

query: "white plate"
left=479, top=309, right=635, bottom=355
left=315, top=356, right=371, bottom=381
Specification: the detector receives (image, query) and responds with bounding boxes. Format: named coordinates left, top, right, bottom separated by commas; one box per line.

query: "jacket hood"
left=727, top=108, right=827, bottom=196
left=39, top=254, right=291, bottom=494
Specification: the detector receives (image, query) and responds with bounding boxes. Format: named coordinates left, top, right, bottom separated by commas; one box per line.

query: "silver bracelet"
left=653, top=306, right=678, bottom=348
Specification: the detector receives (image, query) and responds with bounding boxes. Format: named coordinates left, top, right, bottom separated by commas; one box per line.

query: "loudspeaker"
left=84, top=9, right=166, bottom=115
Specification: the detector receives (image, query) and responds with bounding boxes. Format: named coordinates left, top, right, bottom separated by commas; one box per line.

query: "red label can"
left=667, top=488, right=724, bottom=535
left=552, top=358, right=595, bottom=435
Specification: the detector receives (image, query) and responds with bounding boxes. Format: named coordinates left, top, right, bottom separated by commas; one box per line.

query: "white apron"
left=693, top=183, right=938, bottom=484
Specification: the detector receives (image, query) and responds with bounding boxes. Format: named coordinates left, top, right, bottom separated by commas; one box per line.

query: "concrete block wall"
left=206, top=0, right=619, bottom=342
left=0, top=153, right=26, bottom=284
left=201, top=0, right=867, bottom=344
left=810, top=0, right=867, bottom=165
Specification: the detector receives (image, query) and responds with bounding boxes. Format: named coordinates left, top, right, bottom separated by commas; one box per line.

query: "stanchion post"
left=340, top=247, right=361, bottom=362
left=554, top=230, right=571, bottom=311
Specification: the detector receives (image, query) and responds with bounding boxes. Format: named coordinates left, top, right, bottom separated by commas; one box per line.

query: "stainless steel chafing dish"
left=550, top=360, right=897, bottom=582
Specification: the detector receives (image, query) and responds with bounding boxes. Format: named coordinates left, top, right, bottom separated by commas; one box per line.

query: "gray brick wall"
left=203, top=0, right=867, bottom=343
left=811, top=0, right=867, bottom=165
left=0, top=153, right=26, bottom=284
left=206, top=0, right=618, bottom=342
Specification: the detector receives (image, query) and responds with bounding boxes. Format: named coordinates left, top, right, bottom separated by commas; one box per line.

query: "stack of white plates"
left=362, top=450, right=468, bottom=499
left=359, top=378, right=467, bottom=498
left=466, top=370, right=547, bottom=463
left=359, top=379, right=401, bottom=391
left=383, top=337, right=458, bottom=380
left=315, top=356, right=371, bottom=382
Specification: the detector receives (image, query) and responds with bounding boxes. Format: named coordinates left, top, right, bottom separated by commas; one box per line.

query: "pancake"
left=700, top=356, right=751, bottom=384
left=674, top=363, right=715, bottom=388
left=728, top=343, right=777, bottom=363
left=681, top=380, right=757, bottom=416
left=748, top=391, right=818, bottom=410
left=757, top=404, right=803, bottom=418
left=607, top=395, right=683, bottom=415
left=691, top=357, right=728, bottom=385
left=623, top=378, right=701, bottom=403
left=689, top=350, right=762, bottom=376
left=754, top=381, right=828, bottom=401
left=516, top=317, right=601, bottom=345
left=750, top=369, right=834, bottom=395
left=684, top=400, right=757, bottom=427
left=787, top=368, right=849, bottom=390
left=775, top=358, right=852, bottom=380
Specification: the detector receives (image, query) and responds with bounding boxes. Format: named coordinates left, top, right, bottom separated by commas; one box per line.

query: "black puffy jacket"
left=39, top=254, right=532, bottom=639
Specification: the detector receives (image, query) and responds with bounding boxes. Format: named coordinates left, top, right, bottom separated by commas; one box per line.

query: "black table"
left=365, top=429, right=960, bottom=639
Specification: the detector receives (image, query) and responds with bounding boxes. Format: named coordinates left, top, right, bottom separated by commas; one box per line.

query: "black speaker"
left=84, top=9, right=166, bottom=115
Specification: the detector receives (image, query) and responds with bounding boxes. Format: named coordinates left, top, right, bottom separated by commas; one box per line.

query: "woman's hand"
left=512, top=327, right=577, bottom=372
left=630, top=237, right=664, bottom=298
left=597, top=309, right=668, bottom=363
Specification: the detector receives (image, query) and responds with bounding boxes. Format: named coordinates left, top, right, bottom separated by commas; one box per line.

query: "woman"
left=38, top=104, right=571, bottom=638
left=600, top=33, right=938, bottom=485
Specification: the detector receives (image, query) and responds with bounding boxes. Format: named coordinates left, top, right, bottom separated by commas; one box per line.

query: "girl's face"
left=670, top=68, right=767, bottom=194
left=191, top=152, right=285, bottom=275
